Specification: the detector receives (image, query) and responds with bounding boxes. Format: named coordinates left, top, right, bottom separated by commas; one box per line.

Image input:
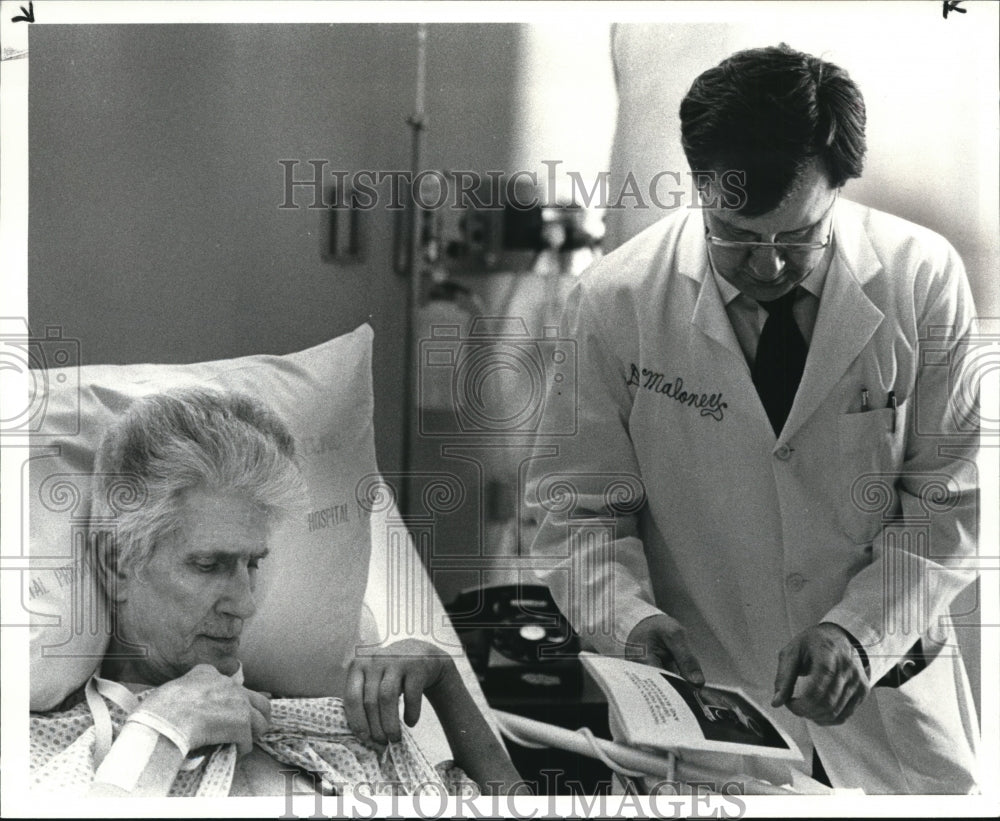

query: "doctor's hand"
left=626, top=613, right=706, bottom=687
left=771, top=623, right=870, bottom=725
left=345, top=638, right=455, bottom=746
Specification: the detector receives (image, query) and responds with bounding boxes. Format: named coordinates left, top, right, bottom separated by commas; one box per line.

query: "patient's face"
left=115, top=488, right=269, bottom=685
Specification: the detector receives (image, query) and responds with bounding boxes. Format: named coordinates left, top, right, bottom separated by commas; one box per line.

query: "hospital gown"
left=30, top=676, right=476, bottom=797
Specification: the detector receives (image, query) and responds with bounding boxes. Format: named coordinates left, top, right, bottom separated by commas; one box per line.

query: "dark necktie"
left=752, top=290, right=807, bottom=436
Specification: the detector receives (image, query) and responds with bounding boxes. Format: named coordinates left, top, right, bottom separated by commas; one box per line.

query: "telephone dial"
left=446, top=584, right=583, bottom=703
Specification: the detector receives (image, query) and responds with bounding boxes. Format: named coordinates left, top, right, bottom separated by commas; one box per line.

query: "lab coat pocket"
left=836, top=401, right=907, bottom=545
left=870, top=638, right=978, bottom=792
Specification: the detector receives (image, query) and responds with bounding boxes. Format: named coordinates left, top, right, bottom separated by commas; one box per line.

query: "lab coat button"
left=775, top=444, right=792, bottom=460
left=785, top=573, right=806, bottom=592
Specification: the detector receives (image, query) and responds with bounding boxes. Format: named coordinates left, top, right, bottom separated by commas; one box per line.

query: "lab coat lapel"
left=782, top=202, right=885, bottom=440
left=690, top=269, right=745, bottom=361
left=679, top=214, right=771, bottom=430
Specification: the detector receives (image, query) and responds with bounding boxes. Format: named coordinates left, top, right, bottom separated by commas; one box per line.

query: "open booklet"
left=581, top=653, right=803, bottom=761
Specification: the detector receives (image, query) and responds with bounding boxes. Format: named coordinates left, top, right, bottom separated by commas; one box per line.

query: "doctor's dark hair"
left=680, top=43, right=866, bottom=216
left=90, top=388, right=305, bottom=576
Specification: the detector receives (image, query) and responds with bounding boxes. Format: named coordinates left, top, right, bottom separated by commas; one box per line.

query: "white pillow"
left=28, top=325, right=377, bottom=709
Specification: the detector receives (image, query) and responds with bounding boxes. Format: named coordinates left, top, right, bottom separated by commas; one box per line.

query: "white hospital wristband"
left=93, top=721, right=165, bottom=793
left=126, top=710, right=193, bottom=758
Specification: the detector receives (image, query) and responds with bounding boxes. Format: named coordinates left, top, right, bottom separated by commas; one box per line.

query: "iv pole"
left=399, top=23, right=428, bottom=517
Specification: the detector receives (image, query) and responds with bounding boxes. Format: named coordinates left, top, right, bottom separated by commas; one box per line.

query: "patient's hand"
left=348, top=639, right=523, bottom=793
left=344, top=639, right=456, bottom=745
left=138, top=663, right=272, bottom=756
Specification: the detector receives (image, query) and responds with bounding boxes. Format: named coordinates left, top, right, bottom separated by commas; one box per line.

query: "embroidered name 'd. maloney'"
left=626, top=364, right=728, bottom=421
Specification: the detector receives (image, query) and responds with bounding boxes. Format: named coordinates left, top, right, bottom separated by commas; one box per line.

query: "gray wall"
left=29, top=23, right=523, bottom=475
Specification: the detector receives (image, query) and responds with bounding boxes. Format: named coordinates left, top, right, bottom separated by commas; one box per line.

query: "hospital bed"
left=493, top=710, right=838, bottom=796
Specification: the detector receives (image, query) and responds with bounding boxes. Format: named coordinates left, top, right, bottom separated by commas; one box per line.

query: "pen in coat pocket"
left=861, top=388, right=869, bottom=412
left=887, top=390, right=897, bottom=433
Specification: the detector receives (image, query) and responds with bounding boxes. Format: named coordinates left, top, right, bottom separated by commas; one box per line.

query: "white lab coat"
left=526, top=199, right=980, bottom=793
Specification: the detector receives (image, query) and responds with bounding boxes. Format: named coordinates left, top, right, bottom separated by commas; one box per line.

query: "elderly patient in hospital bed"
left=29, top=388, right=519, bottom=797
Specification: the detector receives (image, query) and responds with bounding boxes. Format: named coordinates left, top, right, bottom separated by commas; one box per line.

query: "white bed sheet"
left=362, top=492, right=499, bottom=768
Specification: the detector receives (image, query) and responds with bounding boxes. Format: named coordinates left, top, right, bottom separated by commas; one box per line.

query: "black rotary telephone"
left=446, top=584, right=582, bottom=702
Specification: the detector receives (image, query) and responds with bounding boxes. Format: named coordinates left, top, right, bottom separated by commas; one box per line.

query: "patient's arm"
left=345, top=639, right=521, bottom=794
left=423, top=661, right=522, bottom=794
left=86, top=664, right=271, bottom=797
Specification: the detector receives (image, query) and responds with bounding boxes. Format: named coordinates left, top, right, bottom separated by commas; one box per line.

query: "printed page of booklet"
left=581, top=653, right=803, bottom=761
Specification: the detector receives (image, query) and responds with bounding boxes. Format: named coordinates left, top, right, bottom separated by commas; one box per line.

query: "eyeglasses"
left=704, top=192, right=838, bottom=265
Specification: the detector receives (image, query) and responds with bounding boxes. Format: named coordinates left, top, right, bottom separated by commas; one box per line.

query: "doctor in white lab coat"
left=526, top=44, right=980, bottom=793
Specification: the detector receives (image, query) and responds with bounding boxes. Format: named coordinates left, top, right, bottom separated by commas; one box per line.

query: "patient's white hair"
left=91, top=388, right=305, bottom=575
